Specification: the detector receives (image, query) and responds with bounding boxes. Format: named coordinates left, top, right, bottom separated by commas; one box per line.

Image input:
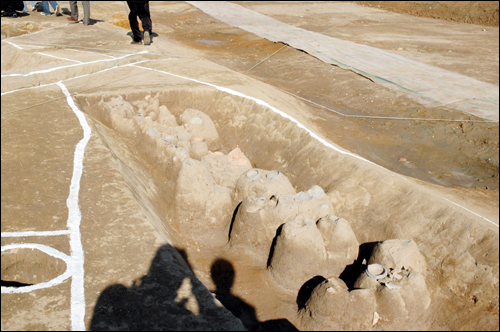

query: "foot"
left=32, top=2, right=39, bottom=11
left=83, top=21, right=89, bottom=26
left=67, top=16, right=78, bottom=23
left=131, top=40, right=142, bottom=45
left=143, top=31, right=151, bottom=45
left=55, top=5, right=60, bottom=16
left=40, top=12, right=51, bottom=16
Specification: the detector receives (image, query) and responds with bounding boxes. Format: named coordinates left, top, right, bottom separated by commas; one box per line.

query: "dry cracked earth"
left=1, top=1, right=499, bottom=331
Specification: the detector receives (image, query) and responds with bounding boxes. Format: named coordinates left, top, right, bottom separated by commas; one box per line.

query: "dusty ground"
left=1, top=1, right=499, bottom=331
left=356, top=1, right=499, bottom=26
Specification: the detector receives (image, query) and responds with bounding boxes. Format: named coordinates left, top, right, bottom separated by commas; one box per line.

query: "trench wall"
left=76, top=86, right=499, bottom=330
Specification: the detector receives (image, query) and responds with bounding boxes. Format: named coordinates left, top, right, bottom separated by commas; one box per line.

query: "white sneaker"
left=144, top=31, right=151, bottom=45
left=55, top=5, right=60, bottom=16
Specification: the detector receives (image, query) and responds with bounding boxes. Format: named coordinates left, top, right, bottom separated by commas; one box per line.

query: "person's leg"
left=48, top=1, right=57, bottom=11
left=2, top=2, right=20, bottom=16
left=41, top=1, right=51, bottom=15
left=81, top=1, right=90, bottom=24
left=127, top=2, right=141, bottom=42
left=1, top=2, right=13, bottom=15
left=138, top=1, right=152, bottom=34
left=51, top=1, right=60, bottom=15
left=29, top=1, right=39, bottom=11
left=23, top=1, right=28, bottom=12
left=69, top=1, right=78, bottom=20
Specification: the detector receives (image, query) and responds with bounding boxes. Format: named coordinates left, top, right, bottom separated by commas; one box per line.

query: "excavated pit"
left=1, top=247, right=67, bottom=287
left=74, top=87, right=499, bottom=331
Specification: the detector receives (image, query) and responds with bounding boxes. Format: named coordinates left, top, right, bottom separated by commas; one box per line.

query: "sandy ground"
left=1, top=1, right=499, bottom=331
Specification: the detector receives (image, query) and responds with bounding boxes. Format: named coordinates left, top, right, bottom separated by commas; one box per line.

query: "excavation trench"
left=75, top=87, right=499, bottom=330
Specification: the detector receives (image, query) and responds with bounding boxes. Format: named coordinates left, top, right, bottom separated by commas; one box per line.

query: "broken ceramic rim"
left=384, top=282, right=402, bottom=290
left=307, top=185, right=325, bottom=198
left=163, top=134, right=177, bottom=142
left=266, top=170, right=280, bottom=179
left=189, top=116, right=203, bottom=124
left=294, top=191, right=313, bottom=201
left=246, top=169, right=261, bottom=181
left=366, top=263, right=387, bottom=279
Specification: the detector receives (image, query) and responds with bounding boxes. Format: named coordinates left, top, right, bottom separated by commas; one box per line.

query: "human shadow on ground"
left=211, top=258, right=298, bottom=331
left=90, top=244, right=245, bottom=331
left=84, top=19, right=104, bottom=26
left=126, top=31, right=159, bottom=43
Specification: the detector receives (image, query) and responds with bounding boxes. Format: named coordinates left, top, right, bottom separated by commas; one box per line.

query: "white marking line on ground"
left=1, top=24, right=70, bottom=42
left=1, top=60, right=151, bottom=97
left=67, top=48, right=117, bottom=59
left=442, top=197, right=498, bottom=227
left=2, top=230, right=71, bottom=237
left=131, top=64, right=497, bottom=227
left=1, top=243, right=72, bottom=293
left=57, top=81, right=91, bottom=331
left=131, top=64, right=379, bottom=164
left=1, top=82, right=91, bottom=331
left=1, top=50, right=149, bottom=78
left=12, top=44, right=46, bottom=48
left=34, top=52, right=83, bottom=63
left=7, top=41, right=151, bottom=56
left=2, top=40, right=23, bottom=50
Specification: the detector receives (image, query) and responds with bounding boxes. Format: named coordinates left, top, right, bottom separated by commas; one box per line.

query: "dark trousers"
left=1, top=1, right=23, bottom=15
left=127, top=1, right=152, bottom=42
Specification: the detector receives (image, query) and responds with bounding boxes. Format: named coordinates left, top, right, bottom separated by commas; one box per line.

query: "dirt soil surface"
left=1, top=1, right=499, bottom=331
left=356, top=1, right=499, bottom=26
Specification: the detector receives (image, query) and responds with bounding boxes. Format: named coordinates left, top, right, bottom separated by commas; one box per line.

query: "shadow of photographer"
left=90, top=244, right=245, bottom=331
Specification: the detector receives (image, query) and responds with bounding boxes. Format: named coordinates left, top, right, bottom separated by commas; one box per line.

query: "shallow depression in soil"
left=1, top=248, right=67, bottom=287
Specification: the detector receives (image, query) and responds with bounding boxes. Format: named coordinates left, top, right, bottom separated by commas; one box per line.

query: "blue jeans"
left=42, top=1, right=58, bottom=15
left=23, top=1, right=38, bottom=11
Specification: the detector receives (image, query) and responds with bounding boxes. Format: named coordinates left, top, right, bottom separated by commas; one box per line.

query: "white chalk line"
left=130, top=64, right=385, bottom=164
left=57, top=81, right=91, bottom=331
left=34, top=52, right=83, bottom=63
left=2, top=38, right=495, bottom=228
left=2, top=230, right=71, bottom=237
left=67, top=48, right=117, bottom=59
left=1, top=24, right=70, bottom=42
left=130, top=63, right=498, bottom=228
left=0, top=29, right=496, bottom=331
left=12, top=44, right=46, bottom=49
left=4, top=40, right=153, bottom=57
left=1, top=50, right=149, bottom=78
left=1, top=81, right=91, bottom=331
left=442, top=197, right=498, bottom=227
left=1, top=243, right=72, bottom=293
left=2, top=40, right=23, bottom=50
left=1, top=60, right=152, bottom=97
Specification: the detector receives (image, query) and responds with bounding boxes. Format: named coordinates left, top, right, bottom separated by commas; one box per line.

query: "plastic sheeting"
left=188, top=1, right=499, bottom=121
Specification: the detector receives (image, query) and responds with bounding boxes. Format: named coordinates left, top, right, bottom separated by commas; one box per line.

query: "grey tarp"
left=187, top=1, right=499, bottom=121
